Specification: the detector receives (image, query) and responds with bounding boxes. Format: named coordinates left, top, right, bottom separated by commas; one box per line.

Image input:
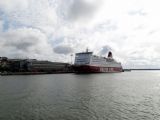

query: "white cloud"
left=99, top=45, right=112, bottom=56
left=0, top=0, right=160, bottom=68
left=0, top=0, right=29, bottom=12
left=0, top=0, right=58, bottom=36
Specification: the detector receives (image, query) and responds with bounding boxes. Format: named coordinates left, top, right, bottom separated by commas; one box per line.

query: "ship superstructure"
left=73, top=49, right=123, bottom=73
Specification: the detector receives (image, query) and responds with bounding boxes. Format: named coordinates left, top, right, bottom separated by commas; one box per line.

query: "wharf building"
left=27, top=59, right=72, bottom=73
left=0, top=57, right=72, bottom=73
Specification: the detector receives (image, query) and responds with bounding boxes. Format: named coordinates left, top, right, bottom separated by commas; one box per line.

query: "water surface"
left=0, top=71, right=160, bottom=120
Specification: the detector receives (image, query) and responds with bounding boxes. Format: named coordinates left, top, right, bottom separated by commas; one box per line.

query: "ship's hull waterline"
left=73, top=65, right=123, bottom=73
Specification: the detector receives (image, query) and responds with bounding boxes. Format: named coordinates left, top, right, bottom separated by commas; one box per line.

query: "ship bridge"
left=74, top=52, right=93, bottom=65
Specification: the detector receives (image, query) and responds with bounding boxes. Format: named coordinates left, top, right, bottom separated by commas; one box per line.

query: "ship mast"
left=86, top=48, right=89, bottom=52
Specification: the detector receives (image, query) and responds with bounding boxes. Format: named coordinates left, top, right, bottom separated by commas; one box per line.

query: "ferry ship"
left=73, top=49, right=123, bottom=73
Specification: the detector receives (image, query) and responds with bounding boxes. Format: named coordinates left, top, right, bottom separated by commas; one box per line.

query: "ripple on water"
left=1, top=72, right=160, bottom=120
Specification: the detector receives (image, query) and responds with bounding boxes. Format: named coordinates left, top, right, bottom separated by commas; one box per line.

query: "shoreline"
left=0, top=71, right=74, bottom=76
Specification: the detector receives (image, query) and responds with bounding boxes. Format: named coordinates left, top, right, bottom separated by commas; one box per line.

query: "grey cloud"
left=148, top=29, right=159, bottom=35
left=4, top=36, right=38, bottom=51
left=15, top=42, right=33, bottom=51
left=134, top=24, right=145, bottom=30
left=0, top=20, right=3, bottom=32
left=128, top=9, right=147, bottom=16
left=93, top=20, right=118, bottom=33
left=2, top=30, right=40, bottom=52
left=54, top=45, right=73, bottom=55
left=67, top=0, right=100, bottom=20
left=0, top=28, right=53, bottom=59
left=10, top=42, right=33, bottom=51
left=96, top=22, right=118, bottom=31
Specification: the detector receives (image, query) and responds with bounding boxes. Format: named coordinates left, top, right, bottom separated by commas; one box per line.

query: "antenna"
left=70, top=54, right=73, bottom=64
left=86, top=48, right=89, bottom=52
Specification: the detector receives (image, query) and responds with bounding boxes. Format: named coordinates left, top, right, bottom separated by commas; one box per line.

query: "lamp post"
left=70, top=54, right=73, bottom=65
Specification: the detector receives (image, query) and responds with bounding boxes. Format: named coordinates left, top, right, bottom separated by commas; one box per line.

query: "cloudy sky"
left=0, top=0, right=160, bottom=68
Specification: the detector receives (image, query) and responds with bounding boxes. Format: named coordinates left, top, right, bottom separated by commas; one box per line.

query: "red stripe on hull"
left=73, top=65, right=123, bottom=73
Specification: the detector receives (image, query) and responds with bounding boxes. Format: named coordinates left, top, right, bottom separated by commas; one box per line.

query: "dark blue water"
left=0, top=71, right=160, bottom=120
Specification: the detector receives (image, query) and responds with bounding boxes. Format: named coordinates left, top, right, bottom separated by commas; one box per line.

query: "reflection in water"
left=0, top=71, right=160, bottom=120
